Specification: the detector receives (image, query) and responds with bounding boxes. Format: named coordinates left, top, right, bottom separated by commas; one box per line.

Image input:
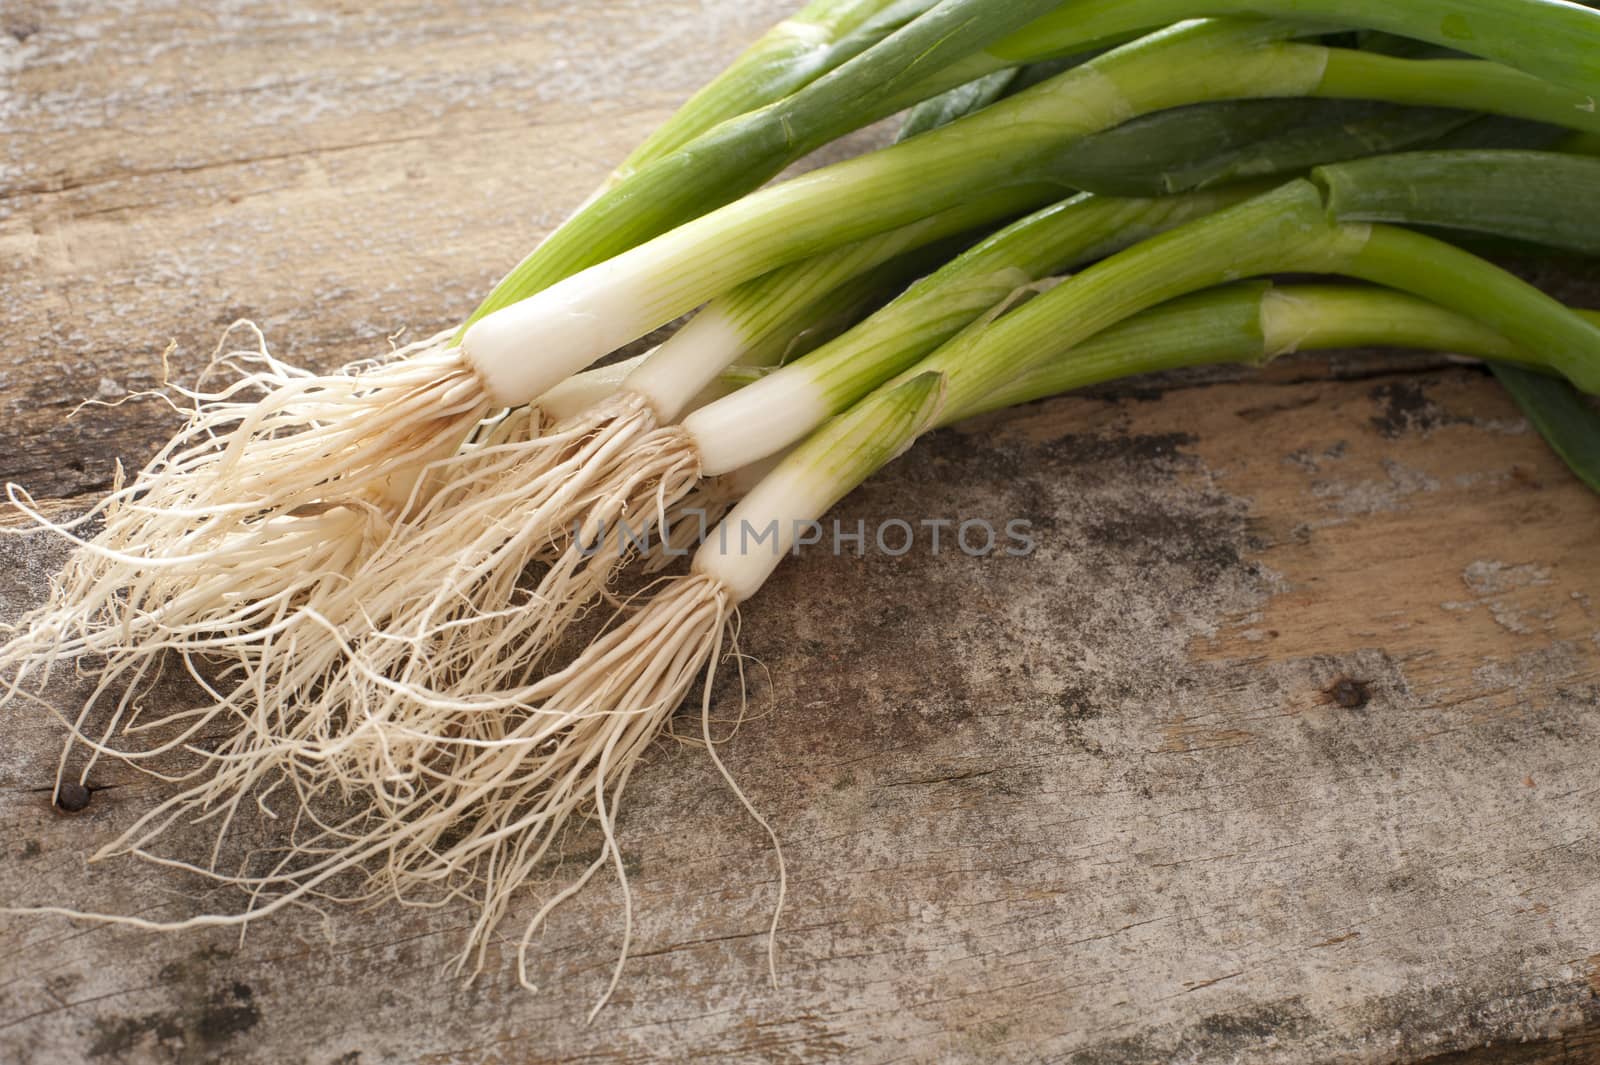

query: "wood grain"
left=3, top=3, right=1600, bottom=1063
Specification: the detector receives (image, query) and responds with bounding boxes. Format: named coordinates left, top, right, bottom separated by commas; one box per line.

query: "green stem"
left=718, top=185, right=1049, bottom=371
left=897, top=68, right=1025, bottom=142
left=727, top=245, right=947, bottom=375
left=881, top=179, right=1600, bottom=426
left=1342, top=224, right=1600, bottom=394
left=896, top=58, right=1093, bottom=142
left=683, top=183, right=1262, bottom=476
left=1315, top=150, right=1600, bottom=255
left=1053, top=99, right=1476, bottom=197
left=1313, top=48, right=1599, bottom=125
left=990, top=0, right=1600, bottom=94
left=920, top=182, right=1358, bottom=422
left=807, top=187, right=1261, bottom=407
left=980, top=283, right=1600, bottom=413
left=615, top=0, right=917, bottom=180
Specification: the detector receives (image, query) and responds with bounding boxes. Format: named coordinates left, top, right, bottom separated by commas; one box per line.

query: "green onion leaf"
left=1315, top=150, right=1600, bottom=256
left=1491, top=363, right=1600, bottom=494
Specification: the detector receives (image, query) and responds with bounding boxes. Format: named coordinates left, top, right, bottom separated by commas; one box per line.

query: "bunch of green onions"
left=6, top=0, right=1600, bottom=1017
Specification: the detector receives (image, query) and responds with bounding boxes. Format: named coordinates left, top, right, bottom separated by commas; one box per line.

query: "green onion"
left=27, top=6, right=1600, bottom=1007
left=462, top=18, right=1600, bottom=410
left=977, top=282, right=1600, bottom=508
left=930, top=180, right=1600, bottom=425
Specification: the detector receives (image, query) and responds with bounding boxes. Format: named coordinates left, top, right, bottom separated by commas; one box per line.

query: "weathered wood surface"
left=2, top=3, right=1599, bottom=1063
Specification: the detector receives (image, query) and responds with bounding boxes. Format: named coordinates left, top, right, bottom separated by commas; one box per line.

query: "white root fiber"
left=325, top=391, right=704, bottom=724
left=2, top=324, right=791, bottom=1015
left=0, top=322, right=494, bottom=790
left=15, top=572, right=774, bottom=1020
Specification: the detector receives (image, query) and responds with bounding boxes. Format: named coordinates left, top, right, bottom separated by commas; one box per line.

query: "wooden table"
left=3, top=3, right=1599, bottom=1062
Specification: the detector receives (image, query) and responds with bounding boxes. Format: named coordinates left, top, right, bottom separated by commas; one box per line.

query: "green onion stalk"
left=1049, top=100, right=1479, bottom=197
left=978, top=282, right=1600, bottom=413
left=1313, top=151, right=1600, bottom=254
left=293, top=211, right=1600, bottom=1018
left=1313, top=149, right=1600, bottom=489
left=600, top=0, right=932, bottom=193
left=954, top=0, right=1600, bottom=97
left=983, top=277, right=1600, bottom=498
left=900, top=57, right=1513, bottom=199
